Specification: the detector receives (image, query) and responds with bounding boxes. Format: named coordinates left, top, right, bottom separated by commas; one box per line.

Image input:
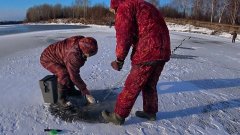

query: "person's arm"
left=66, top=54, right=96, bottom=104
left=115, top=3, right=136, bottom=61
left=66, top=54, right=90, bottom=95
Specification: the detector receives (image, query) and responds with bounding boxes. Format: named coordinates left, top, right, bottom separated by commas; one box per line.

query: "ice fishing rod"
left=103, top=71, right=129, bottom=100
left=171, top=36, right=191, bottom=54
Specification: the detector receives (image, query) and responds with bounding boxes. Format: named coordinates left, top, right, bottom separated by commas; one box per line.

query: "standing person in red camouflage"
left=102, top=0, right=171, bottom=125
left=40, top=35, right=98, bottom=108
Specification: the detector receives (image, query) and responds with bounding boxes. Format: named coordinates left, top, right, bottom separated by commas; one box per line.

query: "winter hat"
left=79, top=37, right=98, bottom=57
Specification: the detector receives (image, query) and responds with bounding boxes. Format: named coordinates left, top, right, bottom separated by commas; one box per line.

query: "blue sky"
left=0, top=0, right=110, bottom=21
left=0, top=0, right=169, bottom=21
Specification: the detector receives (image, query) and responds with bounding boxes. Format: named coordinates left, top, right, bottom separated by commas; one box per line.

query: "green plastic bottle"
left=49, top=129, right=58, bottom=135
left=44, top=129, right=62, bottom=135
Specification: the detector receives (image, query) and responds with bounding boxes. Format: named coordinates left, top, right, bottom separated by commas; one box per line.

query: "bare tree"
left=83, top=0, right=89, bottom=18
left=172, top=0, right=185, bottom=17
left=74, top=0, right=81, bottom=18
left=228, top=0, right=240, bottom=25
left=215, top=0, right=229, bottom=23
left=52, top=4, right=62, bottom=19
left=193, top=0, right=204, bottom=19
left=210, top=0, right=217, bottom=23
left=75, top=0, right=89, bottom=18
left=181, top=0, right=191, bottom=17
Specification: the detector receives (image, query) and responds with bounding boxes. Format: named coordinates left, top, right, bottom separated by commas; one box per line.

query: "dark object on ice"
left=231, top=31, right=237, bottom=43
left=109, top=21, right=115, bottom=28
left=49, top=89, right=118, bottom=123
left=44, top=129, right=63, bottom=132
left=39, top=75, right=58, bottom=103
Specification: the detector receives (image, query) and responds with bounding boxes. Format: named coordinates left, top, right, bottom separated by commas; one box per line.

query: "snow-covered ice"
left=0, top=23, right=239, bottom=135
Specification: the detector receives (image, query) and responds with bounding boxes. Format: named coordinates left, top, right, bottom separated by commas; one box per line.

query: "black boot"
left=102, top=110, right=125, bottom=125
left=135, top=111, right=156, bottom=121
left=57, top=84, right=72, bottom=109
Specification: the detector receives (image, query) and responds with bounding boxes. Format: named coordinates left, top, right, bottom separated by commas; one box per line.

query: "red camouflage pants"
left=114, top=62, right=165, bottom=118
left=40, top=61, right=71, bottom=87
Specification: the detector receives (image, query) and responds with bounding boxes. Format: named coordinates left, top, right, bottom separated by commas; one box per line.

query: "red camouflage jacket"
left=112, top=0, right=171, bottom=64
left=40, top=36, right=89, bottom=94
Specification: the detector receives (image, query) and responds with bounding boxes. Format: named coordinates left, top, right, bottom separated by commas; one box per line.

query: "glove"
left=111, top=59, right=124, bottom=71
left=86, top=94, right=96, bottom=104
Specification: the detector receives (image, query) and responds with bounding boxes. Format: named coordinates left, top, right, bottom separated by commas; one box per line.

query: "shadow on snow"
left=170, top=54, right=198, bottom=59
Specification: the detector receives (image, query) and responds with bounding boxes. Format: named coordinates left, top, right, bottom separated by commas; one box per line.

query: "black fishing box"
left=39, top=75, right=58, bottom=103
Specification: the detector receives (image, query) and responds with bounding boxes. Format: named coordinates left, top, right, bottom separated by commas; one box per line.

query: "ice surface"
left=0, top=24, right=239, bottom=135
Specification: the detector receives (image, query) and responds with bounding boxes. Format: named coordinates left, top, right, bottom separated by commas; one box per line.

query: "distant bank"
left=0, top=24, right=89, bottom=36
left=0, top=21, right=23, bottom=25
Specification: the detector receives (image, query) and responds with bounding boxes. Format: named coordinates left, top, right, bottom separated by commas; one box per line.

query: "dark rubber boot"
left=57, top=84, right=72, bottom=109
left=135, top=111, right=156, bottom=121
left=102, top=110, right=125, bottom=125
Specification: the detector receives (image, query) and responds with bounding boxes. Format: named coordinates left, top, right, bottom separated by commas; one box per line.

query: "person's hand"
left=111, top=60, right=124, bottom=71
left=86, top=94, right=96, bottom=104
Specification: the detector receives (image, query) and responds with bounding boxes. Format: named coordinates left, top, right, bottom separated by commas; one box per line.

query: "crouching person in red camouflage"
left=40, top=35, right=98, bottom=108
left=102, top=0, right=171, bottom=125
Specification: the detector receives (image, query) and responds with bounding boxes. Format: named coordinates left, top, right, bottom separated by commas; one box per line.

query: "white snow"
left=167, top=22, right=240, bottom=40
left=0, top=23, right=240, bottom=135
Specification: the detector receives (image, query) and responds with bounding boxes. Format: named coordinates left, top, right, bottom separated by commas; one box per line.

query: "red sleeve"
left=115, top=3, right=136, bottom=61
left=66, top=53, right=90, bottom=95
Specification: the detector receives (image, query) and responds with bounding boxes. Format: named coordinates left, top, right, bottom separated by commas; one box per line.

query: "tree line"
left=26, top=0, right=113, bottom=23
left=160, top=0, right=240, bottom=25
left=26, top=0, right=240, bottom=25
